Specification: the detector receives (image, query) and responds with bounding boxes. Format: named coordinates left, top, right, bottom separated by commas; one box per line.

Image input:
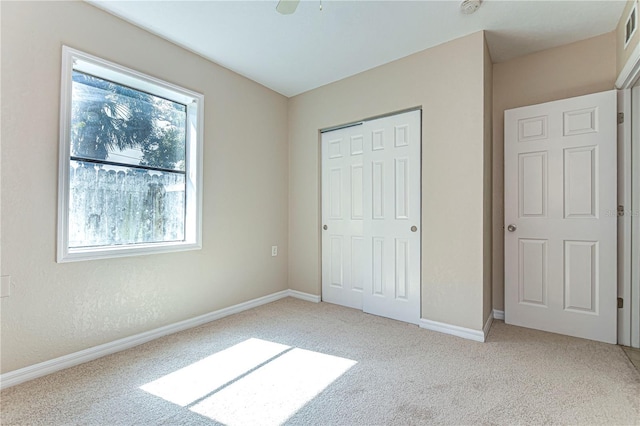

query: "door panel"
left=519, top=238, right=547, bottom=306
left=351, top=236, right=364, bottom=291
left=518, top=152, right=547, bottom=217
left=505, top=90, right=617, bottom=344
left=329, top=236, right=343, bottom=288
left=564, top=146, right=597, bottom=218
left=564, top=240, right=597, bottom=313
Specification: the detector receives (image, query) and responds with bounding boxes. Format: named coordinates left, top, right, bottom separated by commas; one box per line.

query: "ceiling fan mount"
left=276, top=0, right=300, bottom=15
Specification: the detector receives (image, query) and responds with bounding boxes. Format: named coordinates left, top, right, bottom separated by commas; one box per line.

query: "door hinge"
left=618, top=297, right=624, bottom=308
left=618, top=205, right=625, bottom=216
left=618, top=112, right=624, bottom=124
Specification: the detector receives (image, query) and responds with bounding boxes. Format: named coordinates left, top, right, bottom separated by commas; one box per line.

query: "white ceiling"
left=88, top=0, right=626, bottom=97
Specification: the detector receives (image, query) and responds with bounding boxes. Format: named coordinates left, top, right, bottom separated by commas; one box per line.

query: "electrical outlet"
left=1, top=276, right=11, bottom=298
left=271, top=246, right=278, bottom=257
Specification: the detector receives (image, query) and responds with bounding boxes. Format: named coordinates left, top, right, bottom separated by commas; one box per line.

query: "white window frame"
left=57, top=46, right=204, bottom=262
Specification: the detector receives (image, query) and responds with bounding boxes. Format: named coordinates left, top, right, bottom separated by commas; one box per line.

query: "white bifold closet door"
left=321, top=110, right=421, bottom=324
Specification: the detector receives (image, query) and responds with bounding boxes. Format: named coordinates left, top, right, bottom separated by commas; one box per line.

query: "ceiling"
left=88, top=0, right=626, bottom=97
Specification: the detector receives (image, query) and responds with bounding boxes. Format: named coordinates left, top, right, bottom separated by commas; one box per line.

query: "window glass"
left=70, top=71, right=187, bottom=172
left=68, top=160, right=186, bottom=247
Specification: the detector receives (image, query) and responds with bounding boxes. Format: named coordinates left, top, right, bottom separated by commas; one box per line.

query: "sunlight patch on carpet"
left=140, top=338, right=357, bottom=425
left=190, top=347, right=357, bottom=425
left=140, top=338, right=290, bottom=406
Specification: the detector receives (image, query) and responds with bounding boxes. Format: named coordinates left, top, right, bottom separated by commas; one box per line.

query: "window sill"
left=57, top=241, right=202, bottom=263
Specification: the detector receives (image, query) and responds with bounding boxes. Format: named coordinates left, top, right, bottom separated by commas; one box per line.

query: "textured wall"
left=492, top=32, right=617, bottom=311
left=1, top=1, right=289, bottom=373
left=288, top=32, right=491, bottom=331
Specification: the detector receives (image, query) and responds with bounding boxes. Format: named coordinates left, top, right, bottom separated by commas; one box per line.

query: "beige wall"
left=0, top=1, right=289, bottom=373
left=288, top=32, right=491, bottom=331
left=492, top=32, right=617, bottom=311
left=617, top=0, right=640, bottom=76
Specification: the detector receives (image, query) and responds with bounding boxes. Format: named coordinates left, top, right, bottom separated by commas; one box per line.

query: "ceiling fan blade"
left=276, top=0, right=300, bottom=15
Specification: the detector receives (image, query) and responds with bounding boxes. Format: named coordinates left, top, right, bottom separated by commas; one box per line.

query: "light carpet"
left=1, top=297, right=639, bottom=425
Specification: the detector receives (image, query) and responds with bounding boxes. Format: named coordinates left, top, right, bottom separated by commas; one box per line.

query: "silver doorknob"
left=411, top=226, right=418, bottom=232
left=323, top=225, right=328, bottom=230
left=507, top=224, right=517, bottom=232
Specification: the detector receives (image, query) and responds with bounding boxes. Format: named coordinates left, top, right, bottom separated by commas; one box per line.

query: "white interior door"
left=321, top=124, right=365, bottom=310
left=362, top=111, right=421, bottom=324
left=321, top=110, right=421, bottom=324
left=504, top=90, right=617, bottom=344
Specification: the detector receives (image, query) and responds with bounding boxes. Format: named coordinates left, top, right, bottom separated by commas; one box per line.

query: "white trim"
left=419, top=317, right=489, bottom=343
left=493, top=309, right=505, bottom=321
left=616, top=38, right=640, bottom=89
left=616, top=48, right=640, bottom=349
left=483, top=311, right=494, bottom=339
left=588, top=36, right=640, bottom=348
left=618, top=89, right=632, bottom=347
left=288, top=289, right=321, bottom=303
left=0, top=289, right=318, bottom=390
left=57, top=46, right=204, bottom=262
left=632, top=88, right=640, bottom=348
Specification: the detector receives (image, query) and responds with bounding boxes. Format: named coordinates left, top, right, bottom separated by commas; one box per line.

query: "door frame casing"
left=616, top=49, right=640, bottom=348
left=617, top=89, right=633, bottom=347
left=631, top=87, right=640, bottom=348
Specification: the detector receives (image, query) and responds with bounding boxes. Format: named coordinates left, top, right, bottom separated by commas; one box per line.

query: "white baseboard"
left=0, top=289, right=319, bottom=390
left=483, top=311, right=494, bottom=340
left=493, top=309, right=505, bottom=320
left=288, top=289, right=321, bottom=303
left=420, top=311, right=494, bottom=343
left=420, top=317, right=488, bottom=343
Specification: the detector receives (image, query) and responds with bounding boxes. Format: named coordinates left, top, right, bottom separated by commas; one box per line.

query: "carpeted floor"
left=2, top=297, right=639, bottom=425
left=624, top=346, right=640, bottom=372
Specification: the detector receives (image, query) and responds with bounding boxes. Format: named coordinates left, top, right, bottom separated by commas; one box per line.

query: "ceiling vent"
left=625, top=3, right=637, bottom=48
left=460, top=0, right=481, bottom=15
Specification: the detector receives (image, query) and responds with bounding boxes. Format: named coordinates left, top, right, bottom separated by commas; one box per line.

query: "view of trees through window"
left=68, top=70, right=188, bottom=248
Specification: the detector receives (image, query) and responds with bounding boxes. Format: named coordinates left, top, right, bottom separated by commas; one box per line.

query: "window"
left=57, top=46, right=203, bottom=262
